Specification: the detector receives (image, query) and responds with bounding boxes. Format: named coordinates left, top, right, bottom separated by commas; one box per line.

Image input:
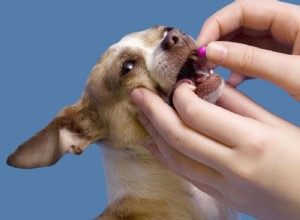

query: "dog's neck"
left=100, top=145, right=237, bottom=220
left=101, top=145, right=190, bottom=203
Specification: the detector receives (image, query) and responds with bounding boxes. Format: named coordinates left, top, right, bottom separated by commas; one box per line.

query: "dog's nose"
left=161, top=29, right=186, bottom=50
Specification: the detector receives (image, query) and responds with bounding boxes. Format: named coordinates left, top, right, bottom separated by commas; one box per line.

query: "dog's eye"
left=122, top=61, right=135, bottom=75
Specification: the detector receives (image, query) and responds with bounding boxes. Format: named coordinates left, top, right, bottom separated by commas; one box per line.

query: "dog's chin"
left=169, top=54, right=224, bottom=105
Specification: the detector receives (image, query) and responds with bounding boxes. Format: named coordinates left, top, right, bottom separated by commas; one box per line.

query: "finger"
left=217, top=84, right=292, bottom=128
left=131, top=88, right=232, bottom=169
left=144, top=143, right=224, bottom=200
left=226, top=72, right=250, bottom=88
left=144, top=142, right=223, bottom=188
left=138, top=112, right=223, bottom=187
left=197, top=0, right=300, bottom=52
left=188, top=180, right=223, bottom=202
left=206, top=41, right=300, bottom=98
left=140, top=115, right=226, bottom=199
left=173, top=83, right=270, bottom=148
left=229, top=33, right=292, bottom=54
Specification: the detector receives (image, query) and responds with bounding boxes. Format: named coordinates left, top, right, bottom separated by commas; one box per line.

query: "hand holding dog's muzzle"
left=131, top=83, right=300, bottom=219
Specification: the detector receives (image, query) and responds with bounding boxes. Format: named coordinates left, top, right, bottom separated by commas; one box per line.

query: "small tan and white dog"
left=7, top=26, right=237, bottom=220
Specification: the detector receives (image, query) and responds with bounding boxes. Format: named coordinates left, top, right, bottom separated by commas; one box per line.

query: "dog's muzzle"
left=161, top=28, right=223, bottom=103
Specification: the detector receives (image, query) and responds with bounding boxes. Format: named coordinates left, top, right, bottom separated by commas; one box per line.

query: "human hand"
left=197, top=0, right=300, bottom=101
left=132, top=1, right=300, bottom=219
left=131, top=84, right=300, bottom=219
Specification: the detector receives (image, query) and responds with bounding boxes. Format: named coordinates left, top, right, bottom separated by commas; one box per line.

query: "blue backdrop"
left=1, top=1, right=299, bottom=219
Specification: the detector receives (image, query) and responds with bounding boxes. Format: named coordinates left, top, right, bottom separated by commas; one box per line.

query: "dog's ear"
left=7, top=102, right=105, bottom=169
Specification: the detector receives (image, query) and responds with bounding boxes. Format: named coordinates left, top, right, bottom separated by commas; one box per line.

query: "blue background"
left=1, top=0, right=300, bottom=219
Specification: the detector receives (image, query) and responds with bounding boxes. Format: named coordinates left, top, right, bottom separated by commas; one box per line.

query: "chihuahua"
left=7, top=26, right=237, bottom=220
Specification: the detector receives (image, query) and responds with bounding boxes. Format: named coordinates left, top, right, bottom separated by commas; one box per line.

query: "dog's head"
left=7, top=26, right=223, bottom=168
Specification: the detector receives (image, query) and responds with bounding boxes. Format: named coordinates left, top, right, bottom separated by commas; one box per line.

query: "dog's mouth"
left=171, top=50, right=223, bottom=104
left=176, top=51, right=212, bottom=87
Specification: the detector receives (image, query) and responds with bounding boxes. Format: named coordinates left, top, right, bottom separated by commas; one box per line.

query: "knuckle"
left=239, top=129, right=268, bottom=160
left=230, top=128, right=270, bottom=180
left=238, top=46, right=255, bottom=73
left=229, top=155, right=256, bottom=181
left=178, top=100, right=201, bottom=122
left=234, top=165, right=253, bottom=181
left=169, top=125, right=187, bottom=149
left=244, top=128, right=268, bottom=157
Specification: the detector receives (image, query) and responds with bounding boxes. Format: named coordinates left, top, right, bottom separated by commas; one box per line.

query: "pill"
left=198, top=46, right=207, bottom=58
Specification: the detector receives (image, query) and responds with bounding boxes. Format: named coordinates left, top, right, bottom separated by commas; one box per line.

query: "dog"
left=7, top=26, right=237, bottom=220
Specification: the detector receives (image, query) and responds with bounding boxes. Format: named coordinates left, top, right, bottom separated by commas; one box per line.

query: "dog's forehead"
left=110, top=27, right=163, bottom=51
left=89, top=26, right=164, bottom=83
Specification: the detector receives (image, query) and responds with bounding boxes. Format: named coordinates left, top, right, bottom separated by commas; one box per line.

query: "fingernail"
left=207, top=42, right=228, bottom=63
left=131, top=88, right=143, bottom=105
left=176, top=81, right=196, bottom=90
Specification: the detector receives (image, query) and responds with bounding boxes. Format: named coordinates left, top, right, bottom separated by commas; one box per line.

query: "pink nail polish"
left=198, top=46, right=207, bottom=57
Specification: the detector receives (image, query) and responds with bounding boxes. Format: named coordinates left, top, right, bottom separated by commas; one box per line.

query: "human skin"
left=131, top=0, right=300, bottom=219
left=198, top=0, right=300, bottom=99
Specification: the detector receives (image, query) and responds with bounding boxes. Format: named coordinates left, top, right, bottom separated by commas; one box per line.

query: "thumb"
left=206, top=41, right=300, bottom=99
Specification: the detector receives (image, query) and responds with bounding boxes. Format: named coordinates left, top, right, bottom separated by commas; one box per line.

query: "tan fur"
left=7, top=26, right=237, bottom=219
left=96, top=197, right=172, bottom=220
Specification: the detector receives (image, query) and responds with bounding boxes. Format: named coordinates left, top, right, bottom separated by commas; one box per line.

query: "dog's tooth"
left=188, top=54, right=198, bottom=61
left=195, top=69, right=210, bottom=77
left=210, top=69, right=214, bottom=75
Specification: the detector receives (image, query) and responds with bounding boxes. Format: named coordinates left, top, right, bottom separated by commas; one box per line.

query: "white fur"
left=101, top=146, right=187, bottom=203
left=110, top=32, right=155, bottom=57
left=101, top=146, right=238, bottom=220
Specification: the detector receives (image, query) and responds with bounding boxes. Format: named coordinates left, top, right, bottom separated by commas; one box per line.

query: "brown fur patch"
left=96, top=197, right=172, bottom=220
